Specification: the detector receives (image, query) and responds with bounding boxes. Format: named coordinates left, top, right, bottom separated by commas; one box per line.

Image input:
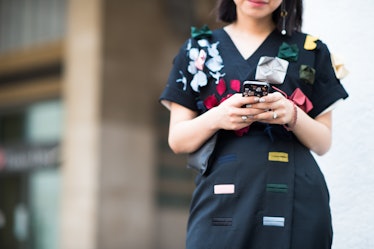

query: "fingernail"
left=246, top=104, right=252, bottom=108
left=259, top=98, right=266, bottom=103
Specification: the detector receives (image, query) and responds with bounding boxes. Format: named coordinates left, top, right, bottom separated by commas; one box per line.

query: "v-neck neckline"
left=219, top=28, right=277, bottom=62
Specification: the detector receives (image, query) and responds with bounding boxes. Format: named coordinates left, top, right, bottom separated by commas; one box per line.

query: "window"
left=0, top=0, right=66, bottom=53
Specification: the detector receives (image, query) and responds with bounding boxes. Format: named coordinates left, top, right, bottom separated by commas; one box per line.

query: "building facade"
left=0, top=0, right=217, bottom=249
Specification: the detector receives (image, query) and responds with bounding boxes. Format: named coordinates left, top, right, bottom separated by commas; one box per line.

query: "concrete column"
left=97, top=1, right=158, bottom=248
left=61, top=0, right=158, bottom=248
left=60, top=0, right=102, bottom=248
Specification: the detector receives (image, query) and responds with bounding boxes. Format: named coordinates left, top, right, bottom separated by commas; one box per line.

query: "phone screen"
left=242, top=81, right=269, bottom=97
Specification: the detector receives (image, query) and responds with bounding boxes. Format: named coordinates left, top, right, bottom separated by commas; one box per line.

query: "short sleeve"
left=308, top=40, right=349, bottom=118
left=159, top=39, right=199, bottom=111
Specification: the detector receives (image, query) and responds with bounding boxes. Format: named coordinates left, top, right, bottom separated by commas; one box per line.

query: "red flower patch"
left=202, top=78, right=250, bottom=136
left=230, top=79, right=241, bottom=92
left=217, top=78, right=226, bottom=96
left=204, top=94, right=218, bottom=110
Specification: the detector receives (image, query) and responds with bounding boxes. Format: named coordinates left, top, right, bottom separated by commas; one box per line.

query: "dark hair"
left=216, top=0, right=303, bottom=35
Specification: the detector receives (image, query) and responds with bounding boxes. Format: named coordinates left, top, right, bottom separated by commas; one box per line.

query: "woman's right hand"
left=212, top=93, right=264, bottom=131
left=168, top=94, right=264, bottom=153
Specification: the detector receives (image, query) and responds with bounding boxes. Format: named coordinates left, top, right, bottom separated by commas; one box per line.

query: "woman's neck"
left=230, top=14, right=275, bottom=37
left=223, top=16, right=275, bottom=60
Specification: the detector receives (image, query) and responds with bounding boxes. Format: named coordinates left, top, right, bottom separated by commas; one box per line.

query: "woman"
left=159, top=0, right=348, bottom=248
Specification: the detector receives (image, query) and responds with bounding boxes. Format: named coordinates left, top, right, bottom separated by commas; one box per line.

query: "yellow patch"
left=268, top=152, right=289, bottom=163
left=304, top=35, right=318, bottom=50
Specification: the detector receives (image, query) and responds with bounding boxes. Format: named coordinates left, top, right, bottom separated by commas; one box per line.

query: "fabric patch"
left=304, top=35, right=318, bottom=50
left=300, top=65, right=316, bottom=85
left=268, top=152, right=289, bottom=163
left=214, top=184, right=235, bottom=194
left=331, top=53, right=349, bottom=79
left=289, top=88, right=314, bottom=113
left=255, top=56, right=289, bottom=85
left=216, top=154, right=237, bottom=165
left=212, top=217, right=233, bottom=226
left=277, top=42, right=299, bottom=62
left=266, top=184, right=288, bottom=193
left=263, top=216, right=285, bottom=227
left=191, top=25, right=213, bottom=39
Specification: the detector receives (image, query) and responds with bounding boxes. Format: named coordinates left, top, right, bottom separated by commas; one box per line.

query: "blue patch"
left=216, top=154, right=237, bottom=165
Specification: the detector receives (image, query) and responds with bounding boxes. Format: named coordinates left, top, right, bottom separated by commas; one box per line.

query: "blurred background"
left=0, top=0, right=373, bottom=249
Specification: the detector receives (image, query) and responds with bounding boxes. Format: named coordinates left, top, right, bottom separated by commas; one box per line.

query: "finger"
left=240, top=95, right=261, bottom=106
left=251, top=109, right=280, bottom=123
left=238, top=106, right=266, bottom=117
left=259, top=92, right=284, bottom=103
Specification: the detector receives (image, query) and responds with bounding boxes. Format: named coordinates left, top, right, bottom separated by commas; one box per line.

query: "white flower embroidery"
left=176, top=70, right=187, bottom=90
left=210, top=71, right=226, bottom=84
left=182, top=38, right=224, bottom=92
left=195, top=49, right=207, bottom=70
left=191, top=71, right=208, bottom=92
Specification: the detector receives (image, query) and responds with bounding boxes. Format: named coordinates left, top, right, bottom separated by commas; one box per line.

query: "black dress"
left=159, top=28, right=349, bottom=249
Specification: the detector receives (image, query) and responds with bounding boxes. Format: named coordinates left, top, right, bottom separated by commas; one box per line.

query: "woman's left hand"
left=249, top=92, right=295, bottom=125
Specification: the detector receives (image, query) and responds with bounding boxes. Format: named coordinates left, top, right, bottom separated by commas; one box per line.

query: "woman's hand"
left=168, top=91, right=332, bottom=155
left=212, top=93, right=266, bottom=131
left=168, top=93, right=264, bottom=153
left=248, top=91, right=332, bottom=155
left=248, top=92, right=295, bottom=125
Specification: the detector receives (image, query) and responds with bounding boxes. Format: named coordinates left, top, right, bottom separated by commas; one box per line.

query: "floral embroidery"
left=304, top=35, right=318, bottom=50
left=230, top=79, right=241, bottom=92
left=217, top=78, right=226, bottom=96
left=180, top=30, right=225, bottom=93
left=190, top=71, right=208, bottom=92
left=277, top=42, right=299, bottom=62
left=194, top=49, right=207, bottom=70
left=176, top=70, right=187, bottom=90
left=204, top=94, right=219, bottom=110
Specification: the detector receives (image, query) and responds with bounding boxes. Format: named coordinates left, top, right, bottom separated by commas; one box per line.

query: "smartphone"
left=242, top=81, right=270, bottom=97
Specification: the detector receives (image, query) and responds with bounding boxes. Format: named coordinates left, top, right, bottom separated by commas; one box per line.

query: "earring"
left=280, top=1, right=288, bottom=35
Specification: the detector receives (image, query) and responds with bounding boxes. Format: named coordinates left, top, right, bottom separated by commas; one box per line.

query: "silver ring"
left=273, top=111, right=278, bottom=119
left=241, top=115, right=248, bottom=121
